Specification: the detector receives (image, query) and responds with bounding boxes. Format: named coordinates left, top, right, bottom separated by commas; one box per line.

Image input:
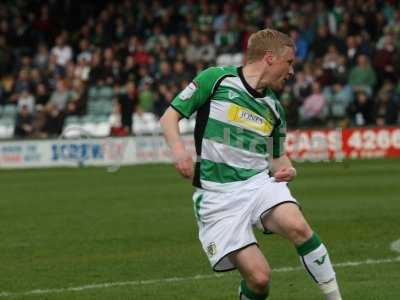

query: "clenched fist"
left=171, top=142, right=194, bottom=179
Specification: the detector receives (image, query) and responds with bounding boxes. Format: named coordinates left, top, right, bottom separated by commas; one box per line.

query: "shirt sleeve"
left=271, top=101, right=287, bottom=158
left=170, top=67, right=220, bottom=118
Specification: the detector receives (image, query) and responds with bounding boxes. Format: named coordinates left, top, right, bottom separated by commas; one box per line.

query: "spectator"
left=77, top=39, right=93, bottom=63
left=10, top=15, right=34, bottom=58
left=197, top=3, right=214, bottom=32
left=17, top=88, right=35, bottom=114
left=51, top=34, right=73, bottom=68
left=35, top=83, right=50, bottom=108
left=213, top=3, right=237, bottom=31
left=121, top=55, right=138, bottom=84
left=154, top=83, right=176, bottom=118
left=33, top=43, right=50, bottom=70
left=33, top=4, right=54, bottom=43
left=373, top=34, right=397, bottom=84
left=196, top=33, right=217, bottom=63
left=0, top=81, right=5, bottom=106
left=118, top=81, right=137, bottom=134
left=299, top=81, right=327, bottom=126
left=14, top=105, right=34, bottom=138
left=172, top=60, right=192, bottom=85
left=137, top=78, right=155, bottom=114
left=132, top=42, right=151, bottom=66
left=110, top=59, right=123, bottom=85
left=0, top=34, right=11, bottom=76
left=30, top=68, right=46, bottom=90
left=309, top=25, right=333, bottom=60
left=48, top=79, right=70, bottom=111
left=74, top=56, right=91, bottom=82
left=374, top=90, right=399, bottom=126
left=11, top=69, right=33, bottom=99
left=290, top=28, right=309, bottom=62
left=322, top=44, right=344, bottom=72
left=43, top=103, right=64, bottom=137
left=156, top=61, right=174, bottom=86
left=180, top=34, right=198, bottom=64
left=145, top=25, right=169, bottom=52
left=345, top=35, right=362, bottom=67
left=348, top=54, right=377, bottom=95
left=114, top=17, right=126, bottom=43
left=214, top=22, right=238, bottom=54
left=166, top=34, right=180, bottom=60
left=45, top=53, right=65, bottom=79
left=91, top=23, right=108, bottom=47
left=324, top=80, right=353, bottom=126
left=292, top=69, right=313, bottom=100
left=88, top=50, right=106, bottom=85
left=280, top=86, right=299, bottom=129
left=66, top=79, right=87, bottom=116
left=102, top=47, right=117, bottom=85
left=348, top=90, right=374, bottom=126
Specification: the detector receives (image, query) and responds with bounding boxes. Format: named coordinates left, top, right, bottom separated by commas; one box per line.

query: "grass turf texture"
left=0, top=159, right=399, bottom=299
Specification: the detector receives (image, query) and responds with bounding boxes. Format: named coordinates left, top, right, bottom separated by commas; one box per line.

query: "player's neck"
left=242, top=63, right=267, bottom=94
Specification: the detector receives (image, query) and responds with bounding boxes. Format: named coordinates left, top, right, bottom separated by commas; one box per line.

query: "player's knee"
left=287, top=220, right=313, bottom=244
left=248, top=269, right=271, bottom=293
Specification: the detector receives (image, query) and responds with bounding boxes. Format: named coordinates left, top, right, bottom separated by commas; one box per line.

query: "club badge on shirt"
left=179, top=82, right=197, bottom=100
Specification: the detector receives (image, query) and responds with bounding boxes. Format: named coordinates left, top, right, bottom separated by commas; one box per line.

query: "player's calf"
left=296, top=232, right=343, bottom=300
left=230, top=245, right=271, bottom=299
left=263, top=204, right=342, bottom=299
left=238, top=264, right=271, bottom=299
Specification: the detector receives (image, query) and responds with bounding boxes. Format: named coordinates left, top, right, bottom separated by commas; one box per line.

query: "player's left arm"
left=270, top=101, right=296, bottom=182
left=271, top=154, right=297, bottom=182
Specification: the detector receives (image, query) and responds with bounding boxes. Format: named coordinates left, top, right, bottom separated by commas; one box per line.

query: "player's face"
left=266, top=47, right=295, bottom=91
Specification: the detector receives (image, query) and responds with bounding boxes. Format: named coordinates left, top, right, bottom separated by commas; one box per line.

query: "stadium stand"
left=0, top=0, right=399, bottom=139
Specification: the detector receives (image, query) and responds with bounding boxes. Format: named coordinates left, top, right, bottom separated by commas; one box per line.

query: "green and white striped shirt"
left=171, top=66, right=286, bottom=192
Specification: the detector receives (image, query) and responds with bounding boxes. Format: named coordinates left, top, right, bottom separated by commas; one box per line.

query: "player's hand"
left=171, top=142, right=194, bottom=179
left=274, top=166, right=297, bottom=182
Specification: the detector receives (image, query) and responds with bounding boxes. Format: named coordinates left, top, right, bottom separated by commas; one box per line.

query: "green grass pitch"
left=0, top=159, right=399, bottom=299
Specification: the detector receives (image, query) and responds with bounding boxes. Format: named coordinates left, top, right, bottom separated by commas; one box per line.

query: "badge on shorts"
left=206, top=242, right=217, bottom=257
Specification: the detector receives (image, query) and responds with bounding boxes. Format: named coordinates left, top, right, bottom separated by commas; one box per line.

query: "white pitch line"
left=0, top=256, right=399, bottom=298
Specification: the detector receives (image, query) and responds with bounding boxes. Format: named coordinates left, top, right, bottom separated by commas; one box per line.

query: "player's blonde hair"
left=246, top=28, right=295, bottom=63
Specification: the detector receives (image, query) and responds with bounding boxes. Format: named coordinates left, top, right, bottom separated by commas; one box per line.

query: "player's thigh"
left=262, top=202, right=313, bottom=244
left=194, top=189, right=259, bottom=271
left=229, top=244, right=271, bottom=283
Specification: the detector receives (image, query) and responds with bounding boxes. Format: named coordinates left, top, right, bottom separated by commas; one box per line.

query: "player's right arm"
left=160, top=67, right=222, bottom=179
left=160, top=107, right=194, bottom=179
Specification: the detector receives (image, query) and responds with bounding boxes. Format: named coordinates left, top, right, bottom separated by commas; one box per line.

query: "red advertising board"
left=286, top=127, right=400, bottom=161
left=342, top=127, right=400, bottom=159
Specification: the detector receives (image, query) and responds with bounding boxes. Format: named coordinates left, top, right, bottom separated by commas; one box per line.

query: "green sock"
left=296, top=232, right=322, bottom=256
left=239, top=279, right=269, bottom=300
left=296, top=233, right=337, bottom=285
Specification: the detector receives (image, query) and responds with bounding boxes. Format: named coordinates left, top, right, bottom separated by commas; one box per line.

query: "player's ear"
left=263, top=50, right=275, bottom=65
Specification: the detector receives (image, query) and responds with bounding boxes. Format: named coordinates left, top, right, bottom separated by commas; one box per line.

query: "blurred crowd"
left=0, top=0, right=399, bottom=138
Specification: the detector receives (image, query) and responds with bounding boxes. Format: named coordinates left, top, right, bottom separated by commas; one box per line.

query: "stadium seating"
left=0, top=118, right=14, bottom=138
left=0, top=105, right=16, bottom=138
left=0, top=1, right=398, bottom=140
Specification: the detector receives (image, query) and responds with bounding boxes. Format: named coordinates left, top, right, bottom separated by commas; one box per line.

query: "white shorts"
left=192, top=172, right=298, bottom=272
